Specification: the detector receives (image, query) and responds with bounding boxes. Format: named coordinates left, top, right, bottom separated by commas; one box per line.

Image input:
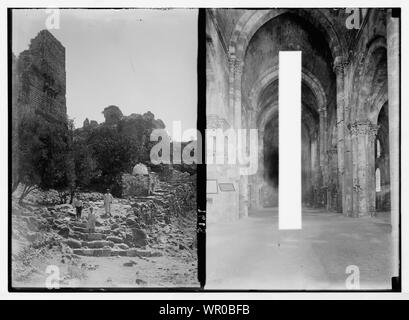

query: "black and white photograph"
left=206, top=8, right=400, bottom=290
left=10, top=8, right=199, bottom=289
left=3, top=0, right=409, bottom=306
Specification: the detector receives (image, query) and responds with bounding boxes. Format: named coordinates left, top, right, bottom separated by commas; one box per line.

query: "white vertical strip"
left=279, top=51, right=302, bottom=230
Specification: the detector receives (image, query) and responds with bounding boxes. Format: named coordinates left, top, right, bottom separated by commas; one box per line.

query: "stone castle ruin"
left=12, top=30, right=66, bottom=121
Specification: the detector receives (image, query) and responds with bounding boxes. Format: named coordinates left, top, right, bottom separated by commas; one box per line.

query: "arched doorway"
left=375, top=102, right=390, bottom=211
left=239, top=12, right=336, bottom=212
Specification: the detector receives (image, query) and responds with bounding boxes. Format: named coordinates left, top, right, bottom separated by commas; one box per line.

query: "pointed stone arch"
left=250, top=66, right=327, bottom=130
left=228, top=9, right=347, bottom=63
left=350, top=36, right=388, bottom=122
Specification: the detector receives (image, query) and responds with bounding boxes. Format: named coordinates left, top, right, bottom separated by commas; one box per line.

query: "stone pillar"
left=327, top=147, right=339, bottom=211
left=386, top=9, right=400, bottom=276
left=351, top=124, right=359, bottom=216
left=311, top=133, right=320, bottom=207
left=233, top=59, right=243, bottom=130
left=257, top=129, right=265, bottom=209
left=318, top=106, right=328, bottom=207
left=231, top=58, right=247, bottom=217
left=249, top=176, right=257, bottom=209
left=228, top=57, right=236, bottom=123
left=334, top=61, right=346, bottom=213
left=350, top=121, right=378, bottom=217
left=239, top=175, right=248, bottom=218
left=367, top=131, right=378, bottom=215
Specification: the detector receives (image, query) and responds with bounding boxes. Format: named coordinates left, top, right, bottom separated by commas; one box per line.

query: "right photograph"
left=205, top=8, right=400, bottom=290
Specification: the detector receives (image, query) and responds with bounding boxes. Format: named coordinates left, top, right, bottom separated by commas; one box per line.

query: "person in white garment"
left=87, top=207, right=96, bottom=233
left=104, top=189, right=113, bottom=217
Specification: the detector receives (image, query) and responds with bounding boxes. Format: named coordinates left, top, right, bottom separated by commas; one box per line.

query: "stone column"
left=350, top=121, right=378, bottom=216
left=233, top=59, right=243, bottom=130
left=239, top=175, right=249, bottom=218
left=386, top=9, right=400, bottom=276
left=344, top=126, right=354, bottom=216
left=318, top=106, right=328, bottom=207
left=367, top=130, right=378, bottom=215
left=386, top=10, right=400, bottom=234
left=334, top=61, right=346, bottom=213
left=248, top=176, right=257, bottom=209
left=228, top=57, right=236, bottom=123
left=231, top=58, right=247, bottom=217
left=258, top=129, right=265, bottom=209
left=311, top=132, right=320, bottom=207
left=351, top=124, right=359, bottom=216
left=327, top=147, right=339, bottom=211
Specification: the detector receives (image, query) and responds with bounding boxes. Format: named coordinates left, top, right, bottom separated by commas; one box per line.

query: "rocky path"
left=11, top=179, right=198, bottom=288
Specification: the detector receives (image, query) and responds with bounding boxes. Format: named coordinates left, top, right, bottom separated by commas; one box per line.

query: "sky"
left=12, top=8, right=198, bottom=140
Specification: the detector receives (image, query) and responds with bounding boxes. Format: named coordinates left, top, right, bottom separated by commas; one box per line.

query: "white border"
left=1, top=0, right=408, bottom=299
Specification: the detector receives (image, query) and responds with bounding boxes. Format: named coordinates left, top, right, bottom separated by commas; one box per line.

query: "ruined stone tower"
left=13, top=29, right=66, bottom=120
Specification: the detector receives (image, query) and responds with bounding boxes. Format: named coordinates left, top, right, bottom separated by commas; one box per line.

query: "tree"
left=16, top=112, right=74, bottom=203
left=117, top=112, right=166, bottom=165
left=72, top=134, right=99, bottom=190
left=102, top=105, right=123, bottom=125
left=87, top=125, right=134, bottom=195
left=16, top=113, right=44, bottom=202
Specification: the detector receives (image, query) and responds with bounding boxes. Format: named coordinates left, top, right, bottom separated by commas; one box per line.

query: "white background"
left=1, top=0, right=408, bottom=299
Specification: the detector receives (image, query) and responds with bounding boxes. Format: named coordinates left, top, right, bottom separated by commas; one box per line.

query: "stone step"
left=72, top=232, right=106, bottom=241
left=73, top=248, right=112, bottom=257
left=71, top=225, right=109, bottom=235
left=153, top=191, right=167, bottom=195
left=70, top=222, right=88, bottom=228
left=106, top=235, right=125, bottom=243
left=132, top=196, right=156, bottom=201
left=71, top=226, right=88, bottom=233
left=81, top=240, right=115, bottom=249
left=72, top=247, right=163, bottom=258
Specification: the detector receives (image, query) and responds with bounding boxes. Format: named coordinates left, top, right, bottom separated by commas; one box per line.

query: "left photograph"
left=10, top=8, right=199, bottom=289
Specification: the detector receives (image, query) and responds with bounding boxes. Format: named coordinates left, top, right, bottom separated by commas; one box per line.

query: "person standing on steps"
left=73, top=194, right=83, bottom=220
left=87, top=207, right=96, bottom=233
left=104, top=189, right=113, bottom=217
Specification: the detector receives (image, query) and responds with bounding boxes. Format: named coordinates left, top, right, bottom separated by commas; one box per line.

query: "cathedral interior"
left=206, top=8, right=399, bottom=289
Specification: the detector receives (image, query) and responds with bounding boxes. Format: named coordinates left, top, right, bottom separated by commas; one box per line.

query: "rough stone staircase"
left=64, top=220, right=161, bottom=258
left=63, top=178, right=194, bottom=258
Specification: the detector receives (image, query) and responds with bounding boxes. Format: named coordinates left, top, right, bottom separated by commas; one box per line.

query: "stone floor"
left=206, top=208, right=395, bottom=290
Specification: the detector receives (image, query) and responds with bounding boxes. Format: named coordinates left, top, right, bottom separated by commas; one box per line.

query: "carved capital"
left=327, top=147, right=338, bottom=160
left=333, top=56, right=349, bottom=74
left=228, top=56, right=235, bottom=71
left=233, top=59, right=243, bottom=76
left=318, top=106, right=327, bottom=117
left=327, top=147, right=337, bottom=155
left=207, top=114, right=230, bottom=130
left=350, top=121, right=379, bottom=137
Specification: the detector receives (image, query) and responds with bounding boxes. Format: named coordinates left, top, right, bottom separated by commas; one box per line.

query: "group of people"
left=72, top=189, right=114, bottom=233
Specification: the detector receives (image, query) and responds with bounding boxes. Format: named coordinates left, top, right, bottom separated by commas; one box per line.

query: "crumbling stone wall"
left=121, top=172, right=158, bottom=197
left=12, top=30, right=67, bottom=191
left=14, top=30, right=66, bottom=119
